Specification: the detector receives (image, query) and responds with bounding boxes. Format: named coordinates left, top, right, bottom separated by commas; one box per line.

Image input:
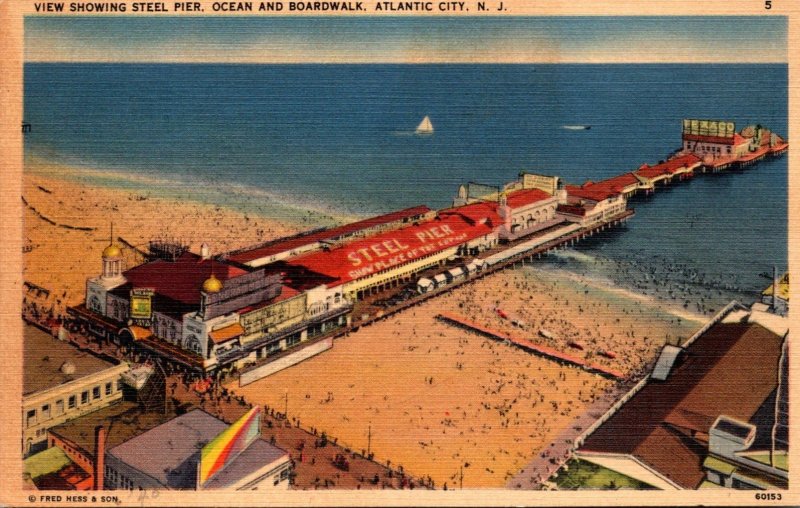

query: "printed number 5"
left=765, top=0, right=772, bottom=9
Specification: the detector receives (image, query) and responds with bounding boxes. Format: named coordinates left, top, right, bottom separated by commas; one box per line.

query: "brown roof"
left=24, top=324, right=120, bottom=396
left=48, top=402, right=177, bottom=456
left=580, top=321, right=783, bottom=489
left=122, top=251, right=247, bottom=306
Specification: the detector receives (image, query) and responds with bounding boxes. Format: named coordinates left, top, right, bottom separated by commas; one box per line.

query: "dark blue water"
left=24, top=63, right=787, bottom=306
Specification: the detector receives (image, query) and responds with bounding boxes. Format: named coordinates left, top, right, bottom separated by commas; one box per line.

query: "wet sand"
left=228, top=269, right=699, bottom=488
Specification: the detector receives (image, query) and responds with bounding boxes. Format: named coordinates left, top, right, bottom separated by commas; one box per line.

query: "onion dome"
left=102, top=244, right=122, bottom=258
left=202, top=274, right=223, bottom=293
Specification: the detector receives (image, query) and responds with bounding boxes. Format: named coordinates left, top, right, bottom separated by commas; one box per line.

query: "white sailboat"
left=415, top=115, right=434, bottom=135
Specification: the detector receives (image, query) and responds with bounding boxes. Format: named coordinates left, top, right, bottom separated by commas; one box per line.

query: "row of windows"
left=53, top=438, right=90, bottom=465
left=105, top=465, right=136, bottom=490
left=26, top=380, right=122, bottom=428
left=687, top=142, right=733, bottom=155
left=354, top=251, right=448, bottom=293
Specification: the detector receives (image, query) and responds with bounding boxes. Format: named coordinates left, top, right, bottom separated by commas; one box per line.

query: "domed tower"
left=85, top=224, right=128, bottom=317
left=101, top=243, right=124, bottom=280
left=199, top=272, right=223, bottom=318
left=101, top=224, right=125, bottom=281
left=202, top=274, right=223, bottom=294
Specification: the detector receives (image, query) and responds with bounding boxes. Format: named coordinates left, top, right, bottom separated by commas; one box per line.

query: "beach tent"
left=417, top=278, right=434, bottom=293
left=447, top=267, right=465, bottom=281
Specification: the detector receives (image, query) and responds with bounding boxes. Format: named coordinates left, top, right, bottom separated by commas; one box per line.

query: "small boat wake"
left=561, top=125, right=591, bottom=131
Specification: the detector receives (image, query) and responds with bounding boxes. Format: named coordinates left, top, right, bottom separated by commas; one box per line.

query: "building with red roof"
left=226, top=205, right=431, bottom=267
left=447, top=176, right=563, bottom=241
left=681, top=118, right=752, bottom=161
left=635, top=154, right=703, bottom=185
left=73, top=240, right=352, bottom=376
left=289, top=213, right=497, bottom=300
left=560, top=182, right=628, bottom=227
left=120, top=251, right=247, bottom=307
left=575, top=305, right=789, bottom=490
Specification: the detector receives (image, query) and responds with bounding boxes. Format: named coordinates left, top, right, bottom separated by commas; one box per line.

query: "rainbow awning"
left=198, top=406, right=262, bottom=487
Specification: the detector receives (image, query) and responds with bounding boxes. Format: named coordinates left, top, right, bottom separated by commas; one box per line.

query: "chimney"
left=201, top=243, right=211, bottom=260
left=94, top=425, right=106, bottom=490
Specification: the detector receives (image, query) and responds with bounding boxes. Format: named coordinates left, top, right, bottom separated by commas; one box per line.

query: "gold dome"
left=102, top=244, right=122, bottom=258
left=202, top=274, right=223, bottom=293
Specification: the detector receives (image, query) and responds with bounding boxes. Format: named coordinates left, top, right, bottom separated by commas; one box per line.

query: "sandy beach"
left=22, top=162, right=312, bottom=311
left=228, top=269, right=699, bottom=488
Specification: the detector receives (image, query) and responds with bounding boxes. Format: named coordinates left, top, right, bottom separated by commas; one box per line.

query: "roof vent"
left=60, top=361, right=76, bottom=375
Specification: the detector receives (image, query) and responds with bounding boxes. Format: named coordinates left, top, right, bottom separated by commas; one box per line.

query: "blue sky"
left=25, top=16, right=787, bottom=63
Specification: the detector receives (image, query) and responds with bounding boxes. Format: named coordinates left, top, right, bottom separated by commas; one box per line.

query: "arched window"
left=89, top=295, right=101, bottom=313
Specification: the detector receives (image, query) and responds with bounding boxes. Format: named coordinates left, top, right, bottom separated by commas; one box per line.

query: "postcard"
left=0, top=1, right=797, bottom=506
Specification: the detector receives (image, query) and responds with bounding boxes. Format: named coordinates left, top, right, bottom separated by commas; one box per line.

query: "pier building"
left=67, top=120, right=787, bottom=379
left=287, top=213, right=497, bottom=301
left=559, top=185, right=627, bottom=227
left=681, top=119, right=788, bottom=171
left=451, top=174, right=563, bottom=241
left=70, top=240, right=351, bottom=376
left=681, top=119, right=751, bottom=158
left=226, top=206, right=432, bottom=268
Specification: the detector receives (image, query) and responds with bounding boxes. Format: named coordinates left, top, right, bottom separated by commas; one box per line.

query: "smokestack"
left=94, top=425, right=106, bottom=490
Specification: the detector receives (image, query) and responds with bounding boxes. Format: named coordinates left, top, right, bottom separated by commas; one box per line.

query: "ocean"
left=23, top=63, right=788, bottom=310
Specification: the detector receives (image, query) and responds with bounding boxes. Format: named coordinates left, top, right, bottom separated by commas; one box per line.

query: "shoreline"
left=24, top=154, right=359, bottom=228
left=23, top=157, right=745, bottom=324
left=533, top=267, right=707, bottom=326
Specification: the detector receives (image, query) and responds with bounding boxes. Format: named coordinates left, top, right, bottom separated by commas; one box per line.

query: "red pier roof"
left=289, top=215, right=492, bottom=287
left=683, top=133, right=749, bottom=146
left=227, top=205, right=431, bottom=264
left=439, top=201, right=502, bottom=227
left=565, top=184, right=622, bottom=202
left=506, top=188, right=553, bottom=208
